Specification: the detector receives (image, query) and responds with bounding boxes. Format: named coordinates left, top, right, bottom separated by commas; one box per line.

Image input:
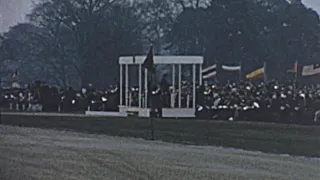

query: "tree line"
left=0, top=0, right=319, bottom=88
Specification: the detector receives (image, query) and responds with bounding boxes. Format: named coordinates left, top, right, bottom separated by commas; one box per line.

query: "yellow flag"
left=246, top=67, right=264, bottom=79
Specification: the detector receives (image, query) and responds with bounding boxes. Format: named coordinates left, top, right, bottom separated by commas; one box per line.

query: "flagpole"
left=263, top=62, right=267, bottom=82
left=142, top=44, right=156, bottom=140
left=214, top=63, right=218, bottom=85
left=151, top=71, right=156, bottom=140
left=294, top=61, right=298, bottom=93
left=239, top=60, right=243, bottom=83
left=295, top=60, right=298, bottom=84
left=145, top=69, right=155, bottom=140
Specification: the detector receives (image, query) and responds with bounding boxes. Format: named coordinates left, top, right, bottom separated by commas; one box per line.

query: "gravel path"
left=0, top=125, right=319, bottom=180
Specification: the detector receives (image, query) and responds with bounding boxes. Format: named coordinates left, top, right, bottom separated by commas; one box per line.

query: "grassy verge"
left=1, top=114, right=319, bottom=157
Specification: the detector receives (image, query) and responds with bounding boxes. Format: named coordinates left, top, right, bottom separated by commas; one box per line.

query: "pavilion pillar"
left=119, top=64, right=123, bottom=106
left=199, top=64, right=202, bottom=85
left=125, top=64, right=129, bottom=106
left=144, top=69, right=148, bottom=108
left=138, top=64, right=142, bottom=108
left=172, top=64, right=175, bottom=108
left=192, top=64, right=196, bottom=109
left=178, top=64, right=182, bottom=108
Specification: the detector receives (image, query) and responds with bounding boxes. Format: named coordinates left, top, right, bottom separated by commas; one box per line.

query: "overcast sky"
left=303, top=0, right=320, bottom=13
left=0, top=0, right=320, bottom=32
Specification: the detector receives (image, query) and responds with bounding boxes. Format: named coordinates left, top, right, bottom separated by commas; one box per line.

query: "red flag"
left=142, top=45, right=156, bottom=73
left=287, top=61, right=298, bottom=73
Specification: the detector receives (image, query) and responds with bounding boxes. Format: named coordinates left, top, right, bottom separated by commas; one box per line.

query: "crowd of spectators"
left=0, top=81, right=120, bottom=113
left=197, top=81, right=320, bottom=124
left=1, top=80, right=319, bottom=125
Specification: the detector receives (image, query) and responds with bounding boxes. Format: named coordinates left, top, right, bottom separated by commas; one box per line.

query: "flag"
left=302, top=64, right=320, bottom=76
left=246, top=66, right=264, bottom=79
left=203, top=72, right=217, bottom=79
left=12, top=69, right=20, bottom=88
left=12, top=69, right=19, bottom=81
left=221, top=65, right=241, bottom=71
left=142, top=45, right=156, bottom=73
left=287, top=61, right=298, bottom=73
left=222, top=64, right=242, bottom=82
left=202, top=64, right=217, bottom=79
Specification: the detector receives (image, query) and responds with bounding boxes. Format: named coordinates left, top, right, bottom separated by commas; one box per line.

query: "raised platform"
left=85, top=111, right=127, bottom=117
left=161, top=108, right=195, bottom=118
left=85, top=106, right=195, bottom=118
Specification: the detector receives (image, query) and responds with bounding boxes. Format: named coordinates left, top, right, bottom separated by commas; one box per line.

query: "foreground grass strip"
left=1, top=114, right=320, bottom=157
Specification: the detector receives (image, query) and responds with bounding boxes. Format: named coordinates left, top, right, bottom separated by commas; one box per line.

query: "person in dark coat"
left=160, top=74, right=170, bottom=108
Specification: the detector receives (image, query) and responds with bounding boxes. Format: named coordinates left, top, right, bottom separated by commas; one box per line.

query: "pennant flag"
left=12, top=69, right=20, bottom=88
left=12, top=69, right=19, bottom=81
left=142, top=45, right=156, bottom=73
left=202, top=64, right=217, bottom=79
left=246, top=66, right=264, bottom=79
left=221, top=65, right=241, bottom=71
left=202, top=64, right=216, bottom=73
left=202, top=72, right=217, bottom=79
left=302, top=64, right=320, bottom=76
left=287, top=61, right=298, bottom=73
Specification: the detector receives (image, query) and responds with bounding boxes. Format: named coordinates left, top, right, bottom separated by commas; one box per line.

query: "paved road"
left=0, top=125, right=319, bottom=180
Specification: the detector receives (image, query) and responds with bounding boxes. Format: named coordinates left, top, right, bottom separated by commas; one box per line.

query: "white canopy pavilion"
left=118, top=55, right=204, bottom=118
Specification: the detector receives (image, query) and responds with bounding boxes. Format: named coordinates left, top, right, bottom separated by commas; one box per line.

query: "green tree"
left=29, top=0, right=143, bottom=88
left=1, top=23, right=70, bottom=86
left=166, top=0, right=320, bottom=81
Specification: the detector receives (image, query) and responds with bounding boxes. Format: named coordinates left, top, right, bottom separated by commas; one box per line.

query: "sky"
left=0, top=0, right=320, bottom=32
left=0, top=0, right=34, bottom=32
left=303, top=0, right=320, bottom=13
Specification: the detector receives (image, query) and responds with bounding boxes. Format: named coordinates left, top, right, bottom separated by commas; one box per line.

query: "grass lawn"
left=1, top=114, right=319, bottom=157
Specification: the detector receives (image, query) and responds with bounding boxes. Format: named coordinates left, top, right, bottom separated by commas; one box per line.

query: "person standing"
left=160, top=73, right=170, bottom=108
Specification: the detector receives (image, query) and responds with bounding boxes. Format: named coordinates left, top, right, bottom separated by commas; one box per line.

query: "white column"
left=144, top=69, right=148, bottom=108
left=119, top=64, right=123, bottom=106
left=125, top=64, right=129, bottom=106
left=186, top=95, right=190, bottom=108
left=129, top=92, right=132, bottom=107
left=199, top=64, right=202, bottom=85
left=193, top=64, right=196, bottom=109
left=178, top=64, right=182, bottom=108
left=138, top=64, right=142, bottom=108
left=172, top=64, right=175, bottom=108
left=171, top=93, right=175, bottom=108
